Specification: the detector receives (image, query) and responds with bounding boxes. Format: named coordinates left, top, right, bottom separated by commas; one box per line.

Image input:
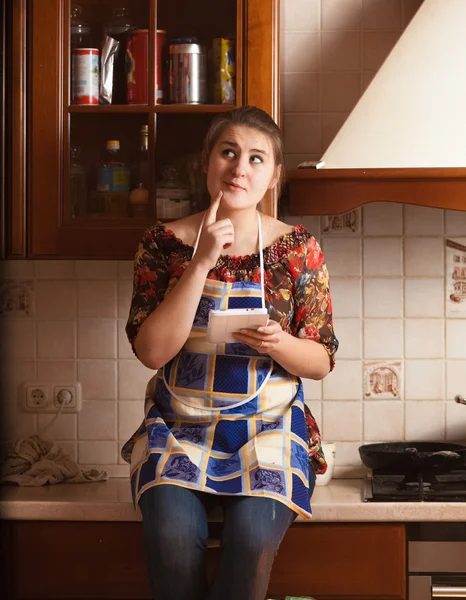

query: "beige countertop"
left=1, top=478, right=465, bottom=522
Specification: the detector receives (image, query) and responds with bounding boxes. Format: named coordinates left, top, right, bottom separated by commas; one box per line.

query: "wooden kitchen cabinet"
left=8, top=0, right=279, bottom=259
left=269, top=523, right=406, bottom=599
left=288, top=167, right=466, bottom=216
left=2, top=520, right=406, bottom=600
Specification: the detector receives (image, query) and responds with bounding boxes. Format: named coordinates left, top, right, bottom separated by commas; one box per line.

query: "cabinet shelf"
left=68, top=104, right=238, bottom=115
left=69, top=105, right=150, bottom=114
left=155, top=104, right=238, bottom=114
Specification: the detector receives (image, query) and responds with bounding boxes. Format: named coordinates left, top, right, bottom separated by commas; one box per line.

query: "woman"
left=122, top=105, right=338, bottom=600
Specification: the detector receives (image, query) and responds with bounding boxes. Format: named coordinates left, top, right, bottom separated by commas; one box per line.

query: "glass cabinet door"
left=65, top=0, right=240, bottom=227
left=28, top=0, right=277, bottom=258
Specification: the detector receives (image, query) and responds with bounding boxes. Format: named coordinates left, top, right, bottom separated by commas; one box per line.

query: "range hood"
left=322, top=0, right=466, bottom=169
left=288, top=0, right=466, bottom=216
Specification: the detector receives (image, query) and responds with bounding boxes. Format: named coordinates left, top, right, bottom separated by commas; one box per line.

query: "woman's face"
left=206, top=125, right=279, bottom=211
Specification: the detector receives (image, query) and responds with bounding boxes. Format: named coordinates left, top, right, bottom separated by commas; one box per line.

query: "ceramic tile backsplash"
left=281, top=0, right=320, bottom=32
left=2, top=222, right=464, bottom=478
left=364, top=319, right=403, bottom=359
left=282, top=73, right=320, bottom=112
left=323, top=360, right=363, bottom=400
left=77, top=280, right=117, bottom=318
left=445, top=210, right=466, bottom=236
left=363, top=203, right=403, bottom=236
left=328, top=277, right=362, bottom=318
left=404, top=278, right=444, bottom=318
left=320, top=237, right=361, bottom=276
left=404, top=401, right=445, bottom=441
left=363, top=278, right=403, bottom=318
left=35, top=280, right=77, bottom=319
left=362, top=0, right=402, bottom=30
left=364, top=238, right=403, bottom=276
left=404, top=237, right=444, bottom=277
left=322, top=401, right=362, bottom=441
left=321, top=32, right=361, bottom=71
left=321, top=0, right=362, bottom=31
left=363, top=402, right=404, bottom=441
left=404, top=205, right=444, bottom=236
left=446, top=361, right=466, bottom=402
left=77, top=319, right=117, bottom=359
left=331, top=318, right=362, bottom=359
left=446, top=402, right=466, bottom=442
left=3, top=0, right=466, bottom=479
left=446, top=320, right=466, bottom=359
left=37, top=321, right=76, bottom=359
left=404, top=360, right=445, bottom=401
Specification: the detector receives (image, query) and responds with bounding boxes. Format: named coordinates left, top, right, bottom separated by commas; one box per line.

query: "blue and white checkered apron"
left=129, top=213, right=312, bottom=519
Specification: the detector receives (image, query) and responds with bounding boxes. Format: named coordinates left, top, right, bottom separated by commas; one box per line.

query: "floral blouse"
left=126, top=222, right=339, bottom=474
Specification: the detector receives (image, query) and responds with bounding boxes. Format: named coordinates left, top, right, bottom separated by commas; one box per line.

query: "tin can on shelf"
left=169, top=42, right=207, bottom=104
left=156, top=29, right=167, bottom=104
left=71, top=48, right=99, bottom=104
left=213, top=37, right=235, bottom=105
left=127, top=29, right=148, bottom=104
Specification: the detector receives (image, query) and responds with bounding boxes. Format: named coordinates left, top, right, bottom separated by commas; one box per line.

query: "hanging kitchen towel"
left=0, top=434, right=108, bottom=486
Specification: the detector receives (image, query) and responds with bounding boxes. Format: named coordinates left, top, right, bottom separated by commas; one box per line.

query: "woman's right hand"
left=191, top=191, right=234, bottom=271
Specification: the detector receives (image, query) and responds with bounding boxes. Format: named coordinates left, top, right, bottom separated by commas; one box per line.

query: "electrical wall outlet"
left=20, top=382, right=82, bottom=413
left=26, top=385, right=48, bottom=409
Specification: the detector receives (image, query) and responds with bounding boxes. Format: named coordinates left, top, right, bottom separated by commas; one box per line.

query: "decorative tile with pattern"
left=364, top=361, right=402, bottom=400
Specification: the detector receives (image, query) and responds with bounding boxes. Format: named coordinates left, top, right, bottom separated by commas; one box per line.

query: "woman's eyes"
left=222, top=149, right=263, bottom=164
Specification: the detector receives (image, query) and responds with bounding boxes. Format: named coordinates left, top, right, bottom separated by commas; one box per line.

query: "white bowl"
left=315, top=442, right=336, bottom=486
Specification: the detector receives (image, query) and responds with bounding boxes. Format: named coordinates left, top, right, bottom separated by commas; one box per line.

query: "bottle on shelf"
left=91, top=140, right=130, bottom=217
left=131, top=124, right=149, bottom=189
left=70, top=146, right=88, bottom=217
left=129, top=124, right=149, bottom=218
left=70, top=5, right=92, bottom=50
left=103, top=6, right=136, bottom=104
left=96, top=140, right=130, bottom=193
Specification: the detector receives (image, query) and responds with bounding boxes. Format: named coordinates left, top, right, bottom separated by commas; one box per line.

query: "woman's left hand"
left=232, top=319, right=284, bottom=354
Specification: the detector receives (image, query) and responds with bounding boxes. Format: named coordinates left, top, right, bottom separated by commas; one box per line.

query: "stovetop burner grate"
left=364, top=469, right=466, bottom=502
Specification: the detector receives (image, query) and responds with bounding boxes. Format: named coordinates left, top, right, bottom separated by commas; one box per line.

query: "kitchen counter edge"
left=1, top=478, right=465, bottom=522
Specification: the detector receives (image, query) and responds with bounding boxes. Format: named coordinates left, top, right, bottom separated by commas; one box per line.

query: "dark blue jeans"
left=138, top=468, right=316, bottom=600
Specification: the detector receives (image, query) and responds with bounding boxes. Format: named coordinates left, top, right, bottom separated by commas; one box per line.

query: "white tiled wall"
left=292, top=205, right=466, bottom=477
left=0, top=260, right=150, bottom=477
left=2, top=0, right=465, bottom=479
left=2, top=203, right=465, bottom=479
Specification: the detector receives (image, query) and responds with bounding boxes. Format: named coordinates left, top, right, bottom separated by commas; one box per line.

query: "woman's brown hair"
left=202, top=105, right=285, bottom=194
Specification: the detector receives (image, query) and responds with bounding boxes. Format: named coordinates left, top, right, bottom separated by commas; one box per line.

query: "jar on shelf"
left=156, top=166, right=192, bottom=220
left=70, top=5, right=92, bottom=50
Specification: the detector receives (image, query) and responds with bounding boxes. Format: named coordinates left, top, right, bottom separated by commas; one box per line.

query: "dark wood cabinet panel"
left=2, top=520, right=406, bottom=600
left=8, top=0, right=27, bottom=257
left=269, top=523, right=406, bottom=599
left=10, top=521, right=151, bottom=599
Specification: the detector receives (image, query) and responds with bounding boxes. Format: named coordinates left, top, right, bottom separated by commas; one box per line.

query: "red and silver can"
left=156, top=29, right=167, bottom=104
left=127, top=29, right=148, bottom=104
left=72, top=48, right=99, bottom=105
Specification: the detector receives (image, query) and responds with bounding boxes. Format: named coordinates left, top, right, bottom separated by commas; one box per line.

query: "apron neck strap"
left=192, top=213, right=206, bottom=256
left=192, top=211, right=265, bottom=309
